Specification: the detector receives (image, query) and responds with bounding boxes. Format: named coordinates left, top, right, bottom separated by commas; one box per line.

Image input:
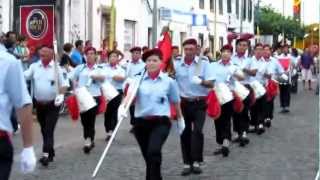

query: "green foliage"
left=255, top=6, right=305, bottom=40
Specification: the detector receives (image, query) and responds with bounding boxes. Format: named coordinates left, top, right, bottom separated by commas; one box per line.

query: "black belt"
left=181, top=96, right=206, bottom=102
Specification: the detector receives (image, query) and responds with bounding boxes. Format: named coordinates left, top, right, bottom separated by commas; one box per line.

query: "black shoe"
left=83, top=143, right=94, bottom=154
left=48, top=156, right=54, bottom=162
left=129, top=128, right=135, bottom=134
left=265, top=120, right=271, bottom=128
left=232, top=136, right=241, bottom=143
left=181, top=167, right=192, bottom=176
left=256, top=127, right=265, bottom=135
left=192, top=165, right=202, bottom=174
left=221, top=146, right=229, bottom=157
left=239, top=137, right=249, bottom=147
left=39, top=156, right=49, bottom=167
left=105, top=135, right=111, bottom=142
left=213, top=148, right=222, bottom=155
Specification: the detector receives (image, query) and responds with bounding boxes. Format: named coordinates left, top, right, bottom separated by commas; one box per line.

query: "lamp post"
left=152, top=0, right=158, bottom=47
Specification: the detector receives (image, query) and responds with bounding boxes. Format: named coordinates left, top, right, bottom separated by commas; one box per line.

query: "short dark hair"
left=75, top=40, right=83, bottom=48
left=63, top=43, right=73, bottom=53
left=236, top=38, right=249, bottom=46
left=5, top=31, right=16, bottom=38
left=108, top=50, right=119, bottom=58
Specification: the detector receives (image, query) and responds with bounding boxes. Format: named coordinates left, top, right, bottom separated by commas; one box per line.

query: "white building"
left=0, top=0, right=255, bottom=57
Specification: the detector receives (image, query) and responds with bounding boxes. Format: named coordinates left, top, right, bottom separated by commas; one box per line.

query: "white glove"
left=117, top=104, right=128, bottom=120
left=191, top=76, right=202, bottom=85
left=20, top=146, right=36, bottom=174
left=54, top=94, right=64, bottom=106
left=177, top=117, right=185, bottom=135
left=281, top=74, right=289, bottom=81
left=172, top=117, right=185, bottom=135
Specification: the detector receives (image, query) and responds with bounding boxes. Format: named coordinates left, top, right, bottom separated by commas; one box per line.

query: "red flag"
left=170, top=103, right=177, bottom=120
left=232, top=91, right=244, bottom=113
left=266, top=79, right=279, bottom=101
left=157, top=31, right=172, bottom=70
left=206, top=90, right=221, bottom=120
left=97, top=96, right=107, bottom=114
left=65, top=95, right=80, bottom=121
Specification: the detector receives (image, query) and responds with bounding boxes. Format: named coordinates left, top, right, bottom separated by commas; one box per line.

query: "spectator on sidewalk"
left=299, top=47, right=314, bottom=90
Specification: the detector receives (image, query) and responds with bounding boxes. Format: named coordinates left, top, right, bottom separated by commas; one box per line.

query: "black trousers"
left=180, top=99, right=206, bottom=165
left=0, top=136, right=13, bottom=180
left=279, top=84, right=291, bottom=108
left=265, top=98, right=275, bottom=120
left=134, top=117, right=171, bottom=180
left=291, top=75, right=298, bottom=93
left=104, top=93, right=122, bottom=133
left=250, top=95, right=266, bottom=127
left=214, top=101, right=233, bottom=145
left=80, top=98, right=99, bottom=141
left=130, top=105, right=136, bottom=125
left=232, top=95, right=250, bottom=135
left=10, top=108, right=18, bottom=132
left=35, top=101, right=60, bottom=157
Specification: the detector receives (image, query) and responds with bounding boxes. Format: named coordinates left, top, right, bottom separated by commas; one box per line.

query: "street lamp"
left=312, top=27, right=318, bottom=45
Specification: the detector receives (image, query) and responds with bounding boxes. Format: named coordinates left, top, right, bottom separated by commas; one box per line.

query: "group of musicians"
left=0, top=34, right=294, bottom=180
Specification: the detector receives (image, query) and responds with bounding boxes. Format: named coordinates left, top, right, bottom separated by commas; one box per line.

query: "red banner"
left=279, top=58, right=291, bottom=71
left=20, top=5, right=54, bottom=55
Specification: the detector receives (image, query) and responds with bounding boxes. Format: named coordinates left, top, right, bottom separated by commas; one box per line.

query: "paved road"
left=10, top=86, right=318, bottom=180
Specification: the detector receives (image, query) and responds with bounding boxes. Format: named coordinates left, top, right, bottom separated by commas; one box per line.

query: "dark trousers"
left=250, top=95, right=266, bottom=127
left=134, top=117, right=171, bottom=180
left=279, top=84, right=291, bottom=108
left=291, top=75, right=298, bottom=93
left=80, top=98, right=99, bottom=141
left=214, top=101, right=233, bottom=145
left=130, top=105, right=136, bottom=125
left=104, top=93, right=122, bottom=132
left=232, top=95, right=250, bottom=135
left=180, top=99, right=206, bottom=165
left=0, top=137, right=13, bottom=180
left=265, top=98, right=274, bottom=120
left=35, top=101, right=60, bottom=157
left=10, top=108, right=18, bottom=132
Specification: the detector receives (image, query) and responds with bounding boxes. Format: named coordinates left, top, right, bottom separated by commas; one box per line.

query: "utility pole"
left=240, top=0, right=243, bottom=33
left=213, top=0, right=217, bottom=59
left=282, top=0, right=285, bottom=45
left=152, top=0, right=158, bottom=47
left=109, top=0, right=116, bottom=49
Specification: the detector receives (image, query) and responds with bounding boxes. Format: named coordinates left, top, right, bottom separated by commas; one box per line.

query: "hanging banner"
left=293, top=0, right=301, bottom=21
left=20, top=5, right=54, bottom=55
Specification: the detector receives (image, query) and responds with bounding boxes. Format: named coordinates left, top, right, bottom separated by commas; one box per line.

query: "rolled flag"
left=65, top=95, right=80, bottom=121
left=206, top=90, right=221, bottom=120
left=157, top=30, right=172, bottom=71
left=266, top=79, right=279, bottom=102
left=97, top=96, right=107, bottom=114
left=170, top=103, right=177, bottom=120
left=232, top=91, right=244, bottom=113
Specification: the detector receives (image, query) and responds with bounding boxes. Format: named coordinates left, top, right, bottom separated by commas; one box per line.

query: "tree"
left=255, top=6, right=304, bottom=44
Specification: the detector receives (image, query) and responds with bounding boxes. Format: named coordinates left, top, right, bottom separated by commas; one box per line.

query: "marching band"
left=1, top=31, right=306, bottom=179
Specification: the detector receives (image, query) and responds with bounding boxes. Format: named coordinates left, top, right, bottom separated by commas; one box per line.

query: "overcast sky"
left=259, top=0, right=319, bottom=25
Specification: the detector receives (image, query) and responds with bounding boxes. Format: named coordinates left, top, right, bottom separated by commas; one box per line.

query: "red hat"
left=130, top=46, right=142, bottom=53
left=239, top=33, right=254, bottom=40
left=182, top=38, right=197, bottom=46
left=84, top=47, right=97, bottom=55
left=142, top=46, right=149, bottom=51
left=142, top=48, right=163, bottom=61
left=221, top=44, right=233, bottom=52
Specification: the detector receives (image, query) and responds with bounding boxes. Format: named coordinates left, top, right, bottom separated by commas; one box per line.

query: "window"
left=242, top=0, right=247, bottom=21
left=124, top=20, right=136, bottom=52
left=227, top=0, right=232, bottom=13
left=210, top=0, right=215, bottom=12
left=209, top=35, right=214, bottom=54
left=219, top=37, right=223, bottom=50
left=248, top=0, right=252, bottom=22
left=198, top=33, right=204, bottom=47
left=236, top=0, right=239, bottom=18
left=199, top=0, right=204, bottom=9
left=219, top=0, right=223, bottom=15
